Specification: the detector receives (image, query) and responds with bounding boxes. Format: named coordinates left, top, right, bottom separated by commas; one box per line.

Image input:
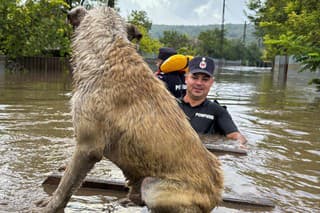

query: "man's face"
left=185, top=73, right=214, bottom=100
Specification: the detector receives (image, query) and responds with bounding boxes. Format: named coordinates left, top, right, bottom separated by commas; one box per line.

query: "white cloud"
left=118, top=0, right=249, bottom=25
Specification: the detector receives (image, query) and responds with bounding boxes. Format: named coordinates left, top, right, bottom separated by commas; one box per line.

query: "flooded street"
left=0, top=66, right=319, bottom=212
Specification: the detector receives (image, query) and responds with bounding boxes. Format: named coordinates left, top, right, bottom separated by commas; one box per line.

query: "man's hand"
left=226, top=132, right=247, bottom=149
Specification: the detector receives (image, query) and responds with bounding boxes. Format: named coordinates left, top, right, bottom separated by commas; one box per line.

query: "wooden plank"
left=204, top=143, right=247, bottom=155
left=43, top=173, right=274, bottom=208
left=43, top=172, right=127, bottom=192
left=222, top=195, right=275, bottom=207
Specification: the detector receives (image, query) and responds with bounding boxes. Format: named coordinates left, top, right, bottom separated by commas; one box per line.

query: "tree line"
left=0, top=0, right=262, bottom=66
left=247, top=0, right=320, bottom=73
left=1, top=0, right=319, bottom=75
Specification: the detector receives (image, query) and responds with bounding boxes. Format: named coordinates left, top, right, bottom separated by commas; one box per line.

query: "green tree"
left=247, top=0, right=320, bottom=72
left=159, top=30, right=194, bottom=54
left=177, top=46, right=197, bottom=56
left=126, top=10, right=160, bottom=55
left=0, top=0, right=71, bottom=58
left=196, top=28, right=263, bottom=64
left=244, top=42, right=263, bottom=66
left=0, top=0, right=15, bottom=54
left=197, top=29, right=227, bottom=58
left=127, top=10, right=152, bottom=32
left=223, top=39, right=246, bottom=61
left=136, top=25, right=162, bottom=54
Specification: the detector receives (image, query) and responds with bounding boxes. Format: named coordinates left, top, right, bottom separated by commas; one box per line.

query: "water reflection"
left=0, top=67, right=319, bottom=212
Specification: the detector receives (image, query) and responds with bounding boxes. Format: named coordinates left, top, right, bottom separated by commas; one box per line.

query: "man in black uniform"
left=178, top=56, right=247, bottom=148
left=155, top=47, right=186, bottom=98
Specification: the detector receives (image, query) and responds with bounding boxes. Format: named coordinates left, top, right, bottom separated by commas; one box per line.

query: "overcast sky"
left=117, top=0, right=250, bottom=25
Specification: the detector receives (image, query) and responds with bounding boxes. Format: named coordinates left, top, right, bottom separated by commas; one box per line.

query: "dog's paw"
left=34, top=197, right=50, bottom=207
left=102, top=203, right=118, bottom=212
left=58, top=164, right=67, bottom=172
left=29, top=198, right=51, bottom=213
left=118, top=197, right=137, bottom=207
left=29, top=206, right=44, bottom=213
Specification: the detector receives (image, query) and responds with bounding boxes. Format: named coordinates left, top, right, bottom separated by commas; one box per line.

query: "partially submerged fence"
left=14, top=56, right=70, bottom=73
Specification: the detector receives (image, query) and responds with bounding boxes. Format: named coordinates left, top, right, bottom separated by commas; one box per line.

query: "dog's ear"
left=126, top=24, right=143, bottom=42
left=67, top=6, right=88, bottom=28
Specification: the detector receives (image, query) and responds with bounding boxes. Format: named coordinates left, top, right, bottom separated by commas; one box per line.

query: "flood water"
left=0, top=65, right=319, bottom=212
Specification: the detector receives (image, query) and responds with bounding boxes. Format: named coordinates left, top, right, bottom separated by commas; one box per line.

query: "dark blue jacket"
left=178, top=98, right=238, bottom=135
left=157, top=71, right=186, bottom=99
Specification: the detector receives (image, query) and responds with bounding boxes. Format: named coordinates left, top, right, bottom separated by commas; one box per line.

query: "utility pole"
left=108, top=0, right=116, bottom=8
left=242, top=21, right=247, bottom=44
left=220, top=0, right=226, bottom=64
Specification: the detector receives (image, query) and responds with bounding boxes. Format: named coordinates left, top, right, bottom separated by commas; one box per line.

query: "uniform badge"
left=199, top=57, right=207, bottom=69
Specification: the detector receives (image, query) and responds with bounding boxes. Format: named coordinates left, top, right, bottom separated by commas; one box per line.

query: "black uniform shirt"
left=157, top=71, right=186, bottom=99
left=178, top=98, right=238, bottom=135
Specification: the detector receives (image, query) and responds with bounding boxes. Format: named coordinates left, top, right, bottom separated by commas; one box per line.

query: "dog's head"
left=66, top=6, right=87, bottom=29
left=67, top=6, right=142, bottom=42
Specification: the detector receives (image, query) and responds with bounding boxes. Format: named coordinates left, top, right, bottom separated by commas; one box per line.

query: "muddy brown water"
left=0, top=66, right=319, bottom=212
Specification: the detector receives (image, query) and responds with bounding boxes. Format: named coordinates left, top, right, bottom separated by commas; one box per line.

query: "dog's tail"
left=141, top=177, right=212, bottom=213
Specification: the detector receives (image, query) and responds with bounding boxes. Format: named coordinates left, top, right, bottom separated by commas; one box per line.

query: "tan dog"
left=36, top=6, right=223, bottom=213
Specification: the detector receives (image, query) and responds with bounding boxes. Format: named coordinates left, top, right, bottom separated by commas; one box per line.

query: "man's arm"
left=226, top=131, right=247, bottom=149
